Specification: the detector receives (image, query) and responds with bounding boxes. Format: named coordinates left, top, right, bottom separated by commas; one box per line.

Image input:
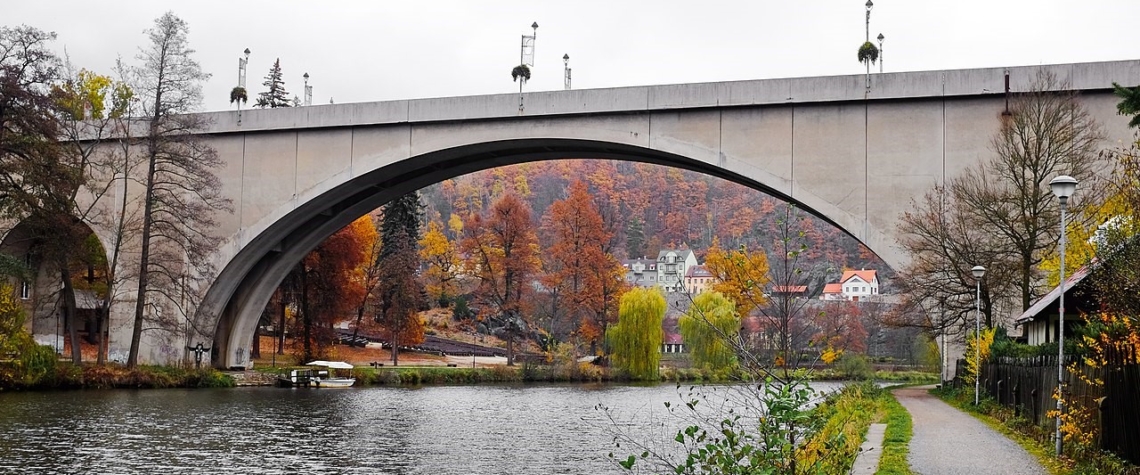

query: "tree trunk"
left=277, top=294, right=286, bottom=355
left=96, top=306, right=107, bottom=365
left=128, top=114, right=161, bottom=367
left=301, top=270, right=312, bottom=362
left=506, top=333, right=515, bottom=366
left=61, top=267, right=81, bottom=364
left=251, top=325, right=260, bottom=358
left=391, top=332, right=399, bottom=366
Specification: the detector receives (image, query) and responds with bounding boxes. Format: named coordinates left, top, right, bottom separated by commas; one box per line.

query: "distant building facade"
left=622, top=258, right=658, bottom=287
left=820, top=270, right=879, bottom=301
left=683, top=265, right=715, bottom=295
left=657, top=249, right=698, bottom=293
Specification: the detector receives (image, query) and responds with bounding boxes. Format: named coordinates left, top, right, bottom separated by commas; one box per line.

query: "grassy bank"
left=934, top=386, right=1138, bottom=475
left=0, top=361, right=234, bottom=390
left=799, top=381, right=912, bottom=473
left=877, top=387, right=916, bottom=475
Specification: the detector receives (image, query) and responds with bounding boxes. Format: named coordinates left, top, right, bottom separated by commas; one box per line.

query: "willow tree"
left=607, top=287, right=665, bottom=380
left=679, top=291, right=739, bottom=371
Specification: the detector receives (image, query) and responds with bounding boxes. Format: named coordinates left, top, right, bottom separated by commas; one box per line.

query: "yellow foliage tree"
left=963, top=327, right=995, bottom=386
left=0, top=283, right=27, bottom=353
left=607, top=287, right=665, bottom=380
left=679, top=291, right=739, bottom=371
left=703, top=239, right=770, bottom=318
left=419, top=221, right=461, bottom=304
left=1039, top=192, right=1127, bottom=287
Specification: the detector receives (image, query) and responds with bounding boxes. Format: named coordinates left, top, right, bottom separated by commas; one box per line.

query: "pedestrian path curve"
left=893, top=386, right=1046, bottom=475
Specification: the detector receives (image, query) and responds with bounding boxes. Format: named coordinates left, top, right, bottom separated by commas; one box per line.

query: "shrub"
left=837, top=353, right=872, bottom=380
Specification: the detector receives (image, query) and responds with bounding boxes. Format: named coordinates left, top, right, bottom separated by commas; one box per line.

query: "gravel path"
left=894, top=386, right=1046, bottom=475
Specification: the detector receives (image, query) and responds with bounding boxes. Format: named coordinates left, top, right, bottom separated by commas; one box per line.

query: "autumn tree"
left=0, top=27, right=133, bottom=363
left=679, top=291, right=739, bottom=371
left=704, top=239, right=770, bottom=319
left=127, top=12, right=232, bottom=366
left=419, top=221, right=461, bottom=306
left=542, top=180, right=627, bottom=355
left=254, top=58, right=290, bottom=109
left=813, top=300, right=868, bottom=358
left=461, top=193, right=539, bottom=365
left=348, top=215, right=380, bottom=342
left=283, top=217, right=370, bottom=362
left=376, top=192, right=426, bottom=366
left=607, top=287, right=665, bottom=380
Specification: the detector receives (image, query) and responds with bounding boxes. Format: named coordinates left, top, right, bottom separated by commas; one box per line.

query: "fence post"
left=996, top=379, right=1003, bottom=405
left=1013, top=384, right=1020, bottom=417
left=1097, top=396, right=1107, bottom=451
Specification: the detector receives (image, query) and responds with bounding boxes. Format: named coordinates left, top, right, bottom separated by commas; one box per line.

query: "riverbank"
left=0, top=361, right=234, bottom=390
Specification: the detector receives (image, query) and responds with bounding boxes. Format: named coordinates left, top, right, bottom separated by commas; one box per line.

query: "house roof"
left=664, top=333, right=684, bottom=344
left=772, top=285, right=807, bottom=294
left=657, top=249, right=694, bottom=261
left=1015, top=264, right=1093, bottom=324
left=841, top=270, right=877, bottom=284
left=685, top=265, right=713, bottom=278
left=822, top=283, right=843, bottom=294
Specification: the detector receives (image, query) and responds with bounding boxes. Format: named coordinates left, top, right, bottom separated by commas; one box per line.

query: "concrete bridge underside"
left=63, top=60, right=1140, bottom=368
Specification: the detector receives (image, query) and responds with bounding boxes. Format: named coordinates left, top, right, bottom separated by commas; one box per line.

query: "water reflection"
left=0, top=382, right=841, bottom=474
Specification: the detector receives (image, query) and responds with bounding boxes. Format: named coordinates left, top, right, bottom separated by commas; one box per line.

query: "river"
left=0, top=381, right=843, bottom=474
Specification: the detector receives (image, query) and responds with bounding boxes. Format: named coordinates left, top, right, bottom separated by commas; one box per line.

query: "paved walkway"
left=893, top=386, right=1046, bottom=475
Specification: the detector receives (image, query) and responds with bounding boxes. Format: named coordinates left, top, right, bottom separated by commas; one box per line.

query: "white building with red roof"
left=819, top=269, right=879, bottom=301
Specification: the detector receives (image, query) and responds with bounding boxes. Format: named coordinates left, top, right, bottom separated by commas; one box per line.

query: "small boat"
left=279, top=361, right=356, bottom=388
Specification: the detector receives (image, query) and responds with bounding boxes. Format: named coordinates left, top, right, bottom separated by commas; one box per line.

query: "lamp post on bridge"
left=877, top=33, right=884, bottom=73
left=1050, top=174, right=1077, bottom=457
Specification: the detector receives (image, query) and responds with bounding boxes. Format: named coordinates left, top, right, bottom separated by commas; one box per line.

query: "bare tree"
left=954, top=70, right=1104, bottom=312
left=897, top=71, right=1104, bottom=339
left=126, top=12, right=231, bottom=366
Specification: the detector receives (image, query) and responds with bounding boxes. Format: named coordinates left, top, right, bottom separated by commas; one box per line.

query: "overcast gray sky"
left=8, top=1, right=1139, bottom=112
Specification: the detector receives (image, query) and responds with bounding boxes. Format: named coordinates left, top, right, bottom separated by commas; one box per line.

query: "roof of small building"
left=841, top=269, right=877, bottom=284
left=657, top=249, right=694, bottom=261
left=1015, top=264, right=1093, bottom=324
left=822, top=283, right=843, bottom=294
left=772, top=285, right=808, bottom=294
left=664, top=333, right=684, bottom=344
left=685, top=265, right=713, bottom=278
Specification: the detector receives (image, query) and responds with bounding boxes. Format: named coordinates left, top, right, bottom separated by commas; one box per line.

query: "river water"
left=0, top=382, right=842, bottom=474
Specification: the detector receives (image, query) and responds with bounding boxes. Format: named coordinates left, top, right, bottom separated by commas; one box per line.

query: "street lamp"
left=971, top=265, right=985, bottom=406
left=563, top=53, right=571, bottom=90
left=1050, top=174, right=1077, bottom=457
left=877, top=33, right=884, bottom=73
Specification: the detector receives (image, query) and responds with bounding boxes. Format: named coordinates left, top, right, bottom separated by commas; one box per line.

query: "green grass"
left=877, top=390, right=915, bottom=475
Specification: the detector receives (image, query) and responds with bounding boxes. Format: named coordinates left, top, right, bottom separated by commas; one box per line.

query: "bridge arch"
left=204, top=138, right=889, bottom=368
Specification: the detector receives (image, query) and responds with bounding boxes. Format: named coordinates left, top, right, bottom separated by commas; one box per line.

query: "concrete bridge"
left=14, top=60, right=1140, bottom=368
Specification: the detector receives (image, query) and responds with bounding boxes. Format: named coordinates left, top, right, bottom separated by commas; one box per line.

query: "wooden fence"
left=958, top=348, right=1139, bottom=465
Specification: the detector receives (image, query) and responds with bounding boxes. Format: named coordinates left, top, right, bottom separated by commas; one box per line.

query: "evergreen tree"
left=625, top=217, right=645, bottom=258
left=254, top=58, right=291, bottom=109
left=376, top=192, right=426, bottom=365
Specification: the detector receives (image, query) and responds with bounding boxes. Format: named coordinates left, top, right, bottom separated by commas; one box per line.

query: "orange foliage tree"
left=283, top=216, right=371, bottom=362
left=541, top=180, right=628, bottom=355
left=461, top=193, right=540, bottom=365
